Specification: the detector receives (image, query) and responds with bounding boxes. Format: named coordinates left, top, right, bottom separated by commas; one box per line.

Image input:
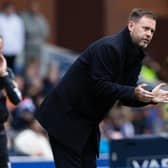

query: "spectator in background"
left=42, top=62, right=60, bottom=95
left=20, top=0, right=49, bottom=66
left=100, top=103, right=135, bottom=140
left=10, top=97, right=36, bottom=132
left=0, top=1, right=25, bottom=72
left=14, top=119, right=53, bottom=158
left=132, top=107, right=152, bottom=134
left=0, top=36, right=22, bottom=168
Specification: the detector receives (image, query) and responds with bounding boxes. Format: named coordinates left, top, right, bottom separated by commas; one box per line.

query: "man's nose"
left=146, top=30, right=153, bottom=38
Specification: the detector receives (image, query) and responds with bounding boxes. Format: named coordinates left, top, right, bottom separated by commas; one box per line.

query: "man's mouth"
left=143, top=39, right=150, bottom=44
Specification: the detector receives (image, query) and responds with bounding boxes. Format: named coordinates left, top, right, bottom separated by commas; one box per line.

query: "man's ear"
left=128, top=20, right=135, bottom=32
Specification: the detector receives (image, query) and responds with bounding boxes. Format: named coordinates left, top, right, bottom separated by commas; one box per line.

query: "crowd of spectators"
left=5, top=57, right=60, bottom=158
left=0, top=0, right=54, bottom=159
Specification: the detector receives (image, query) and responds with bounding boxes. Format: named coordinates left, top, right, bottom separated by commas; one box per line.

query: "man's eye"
left=143, top=27, right=148, bottom=31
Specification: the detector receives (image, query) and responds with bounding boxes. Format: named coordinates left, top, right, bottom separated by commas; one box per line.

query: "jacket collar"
left=121, top=27, right=146, bottom=60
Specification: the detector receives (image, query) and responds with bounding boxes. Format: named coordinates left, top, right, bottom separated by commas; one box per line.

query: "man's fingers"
left=162, top=99, right=168, bottom=103
left=143, top=90, right=153, bottom=94
left=139, top=83, right=148, bottom=89
left=153, top=83, right=167, bottom=91
left=157, top=83, right=167, bottom=89
left=138, top=83, right=153, bottom=96
left=142, top=90, right=154, bottom=97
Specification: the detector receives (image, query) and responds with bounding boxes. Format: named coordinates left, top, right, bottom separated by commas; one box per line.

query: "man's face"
left=128, top=16, right=156, bottom=48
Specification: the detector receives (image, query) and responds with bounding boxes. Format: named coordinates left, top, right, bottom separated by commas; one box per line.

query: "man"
left=0, top=2, right=25, bottom=72
left=20, top=0, right=49, bottom=67
left=0, top=36, right=22, bottom=168
left=36, top=8, right=168, bottom=168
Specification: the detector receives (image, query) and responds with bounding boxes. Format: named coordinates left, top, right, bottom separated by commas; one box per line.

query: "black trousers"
left=49, top=134, right=97, bottom=168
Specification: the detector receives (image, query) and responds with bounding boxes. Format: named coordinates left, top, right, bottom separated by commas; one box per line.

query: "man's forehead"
left=136, top=16, right=156, bottom=28
left=138, top=16, right=156, bottom=24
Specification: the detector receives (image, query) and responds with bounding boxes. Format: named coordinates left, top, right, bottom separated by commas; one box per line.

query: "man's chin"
left=139, top=42, right=148, bottom=48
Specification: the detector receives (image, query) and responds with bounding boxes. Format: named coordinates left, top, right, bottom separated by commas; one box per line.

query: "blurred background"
left=0, top=0, right=168, bottom=167
left=0, top=0, right=167, bottom=80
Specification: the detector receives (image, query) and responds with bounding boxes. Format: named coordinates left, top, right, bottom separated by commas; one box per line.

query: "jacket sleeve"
left=89, top=45, right=150, bottom=107
left=1, top=75, right=22, bottom=105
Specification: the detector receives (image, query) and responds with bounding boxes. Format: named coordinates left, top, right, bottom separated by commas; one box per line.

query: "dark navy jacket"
left=36, top=27, right=149, bottom=155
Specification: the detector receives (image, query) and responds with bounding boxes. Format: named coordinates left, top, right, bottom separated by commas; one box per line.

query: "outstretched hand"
left=134, top=83, right=154, bottom=103
left=152, top=83, right=168, bottom=103
left=0, top=55, right=7, bottom=76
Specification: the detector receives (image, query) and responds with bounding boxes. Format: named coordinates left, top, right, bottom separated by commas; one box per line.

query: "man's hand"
left=152, top=83, right=168, bottom=103
left=0, top=55, right=7, bottom=76
left=134, top=83, right=154, bottom=103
